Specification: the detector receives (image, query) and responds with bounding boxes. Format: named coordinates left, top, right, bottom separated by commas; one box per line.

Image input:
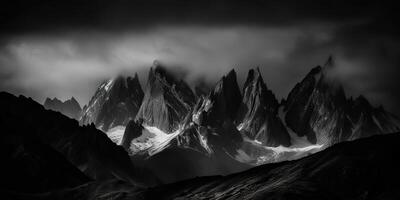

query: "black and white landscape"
left=2, top=0, right=400, bottom=199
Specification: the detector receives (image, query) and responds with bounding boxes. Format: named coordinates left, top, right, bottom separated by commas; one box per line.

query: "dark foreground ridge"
left=123, top=133, right=400, bottom=200
left=0, top=92, right=159, bottom=192
left=3, top=119, right=399, bottom=199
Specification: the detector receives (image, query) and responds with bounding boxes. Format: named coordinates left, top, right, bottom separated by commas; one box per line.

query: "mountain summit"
left=283, top=57, right=400, bottom=145
left=236, top=68, right=291, bottom=147
left=136, top=63, right=196, bottom=133
left=44, top=97, right=82, bottom=119
left=80, top=74, right=144, bottom=132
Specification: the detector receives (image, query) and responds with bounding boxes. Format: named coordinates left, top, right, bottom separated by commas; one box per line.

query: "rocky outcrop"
left=80, top=74, right=144, bottom=132
left=236, top=68, right=291, bottom=147
left=284, top=57, right=400, bottom=145
left=121, top=119, right=144, bottom=152
left=193, top=69, right=242, bottom=127
left=136, top=63, right=196, bottom=133
left=173, top=70, right=244, bottom=155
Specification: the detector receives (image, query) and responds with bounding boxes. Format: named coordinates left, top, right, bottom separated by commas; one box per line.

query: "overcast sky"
left=1, top=0, right=400, bottom=114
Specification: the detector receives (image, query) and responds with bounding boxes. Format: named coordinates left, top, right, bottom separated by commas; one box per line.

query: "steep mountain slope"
left=118, top=118, right=249, bottom=184
left=0, top=92, right=157, bottom=187
left=283, top=57, right=400, bottom=145
left=0, top=116, right=90, bottom=194
left=44, top=97, right=82, bottom=119
left=236, top=68, right=291, bottom=147
left=120, top=119, right=144, bottom=152
left=348, top=95, right=400, bottom=139
left=80, top=74, right=144, bottom=132
left=171, top=69, right=244, bottom=154
left=194, top=69, right=242, bottom=127
left=117, top=69, right=249, bottom=184
left=136, top=63, right=196, bottom=133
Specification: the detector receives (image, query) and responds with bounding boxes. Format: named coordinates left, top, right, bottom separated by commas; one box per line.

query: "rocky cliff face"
left=236, top=68, right=291, bottom=147
left=44, top=97, right=82, bottom=119
left=120, top=119, right=144, bottom=152
left=80, top=74, right=144, bottom=132
left=283, top=57, right=400, bottom=145
left=136, top=63, right=196, bottom=133
left=191, top=69, right=242, bottom=127
left=173, top=70, right=244, bottom=155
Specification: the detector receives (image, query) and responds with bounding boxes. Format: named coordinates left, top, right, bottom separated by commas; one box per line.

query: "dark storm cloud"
left=1, top=0, right=400, bottom=114
left=1, top=0, right=396, bottom=35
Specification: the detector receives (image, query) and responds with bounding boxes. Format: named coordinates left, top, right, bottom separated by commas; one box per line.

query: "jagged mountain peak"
left=136, top=63, right=196, bottom=133
left=242, top=68, right=279, bottom=112
left=236, top=68, right=290, bottom=147
left=44, top=97, right=61, bottom=104
left=43, top=96, right=82, bottom=120
left=302, top=56, right=336, bottom=82
left=324, top=55, right=335, bottom=68
left=149, top=62, right=184, bottom=88
left=226, top=68, right=237, bottom=78
left=146, top=63, right=196, bottom=105
left=213, top=69, right=241, bottom=98
left=203, top=69, right=242, bottom=124
left=309, top=65, right=323, bottom=76
left=354, top=95, right=371, bottom=107
left=283, top=57, right=399, bottom=145
left=68, top=96, right=79, bottom=104
left=244, top=68, right=264, bottom=87
left=216, top=69, right=239, bottom=91
left=80, top=74, right=144, bottom=132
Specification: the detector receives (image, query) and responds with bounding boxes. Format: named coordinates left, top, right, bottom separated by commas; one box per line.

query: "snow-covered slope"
left=125, top=125, right=183, bottom=156
left=106, top=125, right=125, bottom=144
left=235, top=137, right=323, bottom=165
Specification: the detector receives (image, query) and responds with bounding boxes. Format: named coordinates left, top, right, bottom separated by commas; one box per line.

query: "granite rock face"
left=284, top=57, right=400, bottom=145
left=120, top=119, right=144, bottom=152
left=80, top=74, right=144, bottom=132
left=236, top=68, right=291, bottom=147
left=136, top=63, right=196, bottom=133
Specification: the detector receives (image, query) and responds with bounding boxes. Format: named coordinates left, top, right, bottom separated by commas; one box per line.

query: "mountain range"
left=44, top=97, right=82, bottom=119
left=41, top=57, right=400, bottom=182
left=1, top=56, right=400, bottom=199
left=72, top=57, right=399, bottom=165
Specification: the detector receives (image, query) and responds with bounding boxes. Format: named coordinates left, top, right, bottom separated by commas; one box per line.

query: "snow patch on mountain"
left=106, top=125, right=125, bottom=145
left=278, top=106, right=311, bottom=147
left=101, top=79, right=114, bottom=91
left=129, top=125, right=182, bottom=156
left=235, top=137, right=323, bottom=165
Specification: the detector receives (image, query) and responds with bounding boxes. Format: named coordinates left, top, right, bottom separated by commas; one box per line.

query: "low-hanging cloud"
left=0, top=26, right=323, bottom=101
left=1, top=23, right=400, bottom=115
